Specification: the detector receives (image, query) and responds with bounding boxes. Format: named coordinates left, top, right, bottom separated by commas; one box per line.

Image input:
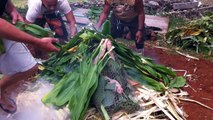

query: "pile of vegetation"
left=5, top=19, right=187, bottom=120
left=40, top=21, right=185, bottom=120
left=166, top=14, right=213, bottom=55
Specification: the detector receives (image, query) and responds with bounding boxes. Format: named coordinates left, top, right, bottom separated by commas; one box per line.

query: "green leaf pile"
left=166, top=14, right=213, bottom=55
left=2, top=19, right=186, bottom=120
left=40, top=20, right=186, bottom=119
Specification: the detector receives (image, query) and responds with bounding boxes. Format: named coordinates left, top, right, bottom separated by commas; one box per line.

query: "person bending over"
left=0, top=0, right=59, bottom=114
left=96, top=0, right=146, bottom=53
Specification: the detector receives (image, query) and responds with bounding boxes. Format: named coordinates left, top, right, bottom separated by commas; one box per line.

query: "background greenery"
left=12, top=0, right=87, bottom=8
left=12, top=0, right=27, bottom=8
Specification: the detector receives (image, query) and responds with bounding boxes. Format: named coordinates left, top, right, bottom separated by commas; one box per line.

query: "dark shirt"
left=0, top=0, right=8, bottom=17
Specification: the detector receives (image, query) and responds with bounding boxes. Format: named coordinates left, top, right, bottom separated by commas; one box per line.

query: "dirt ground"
left=139, top=42, right=213, bottom=120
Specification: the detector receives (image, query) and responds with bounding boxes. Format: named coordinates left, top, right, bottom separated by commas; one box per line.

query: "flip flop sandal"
left=0, top=98, right=17, bottom=114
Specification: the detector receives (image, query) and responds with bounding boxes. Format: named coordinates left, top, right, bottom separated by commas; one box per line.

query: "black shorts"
left=34, top=12, right=68, bottom=44
left=110, top=14, right=145, bottom=49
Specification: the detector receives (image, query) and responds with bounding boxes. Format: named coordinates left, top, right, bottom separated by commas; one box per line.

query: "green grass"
left=12, top=0, right=86, bottom=7
left=12, top=0, right=27, bottom=8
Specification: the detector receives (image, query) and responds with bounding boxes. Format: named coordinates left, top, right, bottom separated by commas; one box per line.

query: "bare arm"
left=135, top=0, right=145, bottom=43
left=136, top=0, right=145, bottom=31
left=0, top=18, right=40, bottom=44
left=0, top=18, right=59, bottom=52
left=5, top=0, right=24, bottom=24
left=96, top=0, right=111, bottom=29
left=65, top=11, right=77, bottom=37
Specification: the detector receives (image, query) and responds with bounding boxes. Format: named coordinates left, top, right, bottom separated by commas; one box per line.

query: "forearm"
left=69, top=23, right=76, bottom=32
left=135, top=0, right=145, bottom=30
left=0, top=18, right=39, bottom=45
left=5, top=0, right=17, bottom=16
left=135, top=3, right=145, bottom=42
left=138, top=11, right=145, bottom=30
left=97, top=12, right=109, bottom=29
left=97, top=2, right=111, bottom=29
left=65, top=12, right=76, bottom=27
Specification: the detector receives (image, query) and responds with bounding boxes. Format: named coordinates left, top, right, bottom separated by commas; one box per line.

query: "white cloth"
left=0, top=40, right=37, bottom=76
left=26, top=0, right=71, bottom=23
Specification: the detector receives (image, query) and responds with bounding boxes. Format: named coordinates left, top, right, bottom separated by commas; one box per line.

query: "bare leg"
left=0, top=65, right=38, bottom=112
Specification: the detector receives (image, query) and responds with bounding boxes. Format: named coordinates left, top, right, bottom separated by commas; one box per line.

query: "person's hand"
left=136, top=31, right=143, bottom=43
left=10, top=10, right=24, bottom=24
left=70, top=27, right=77, bottom=38
left=37, top=38, right=60, bottom=52
left=5, top=0, right=24, bottom=24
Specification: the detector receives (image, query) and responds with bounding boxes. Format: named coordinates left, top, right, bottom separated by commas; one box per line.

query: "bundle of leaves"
left=0, top=17, right=52, bottom=53
left=166, top=14, right=213, bottom=55
left=5, top=19, right=186, bottom=120
left=39, top=21, right=186, bottom=120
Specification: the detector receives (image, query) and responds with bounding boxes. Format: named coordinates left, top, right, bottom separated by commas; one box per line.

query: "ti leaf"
left=169, top=76, right=186, bottom=88
left=102, top=20, right=111, bottom=36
